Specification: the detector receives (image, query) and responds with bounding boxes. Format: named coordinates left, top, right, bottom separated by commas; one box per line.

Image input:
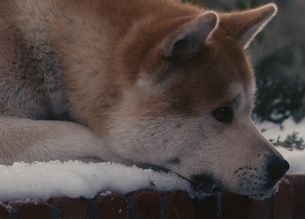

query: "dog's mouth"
left=135, top=162, right=223, bottom=194
left=136, top=162, right=279, bottom=196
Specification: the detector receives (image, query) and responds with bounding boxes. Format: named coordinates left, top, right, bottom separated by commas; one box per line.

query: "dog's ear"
left=161, top=12, right=219, bottom=60
left=220, top=3, right=278, bottom=49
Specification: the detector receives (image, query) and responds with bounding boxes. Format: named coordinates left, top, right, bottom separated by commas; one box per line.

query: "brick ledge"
left=0, top=175, right=304, bottom=219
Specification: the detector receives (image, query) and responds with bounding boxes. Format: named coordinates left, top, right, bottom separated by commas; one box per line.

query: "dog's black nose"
left=267, top=156, right=290, bottom=185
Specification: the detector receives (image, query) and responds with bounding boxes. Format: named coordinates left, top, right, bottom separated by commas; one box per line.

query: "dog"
left=0, top=0, right=289, bottom=195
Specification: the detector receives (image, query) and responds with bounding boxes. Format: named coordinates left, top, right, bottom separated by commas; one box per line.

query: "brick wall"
left=0, top=175, right=304, bottom=219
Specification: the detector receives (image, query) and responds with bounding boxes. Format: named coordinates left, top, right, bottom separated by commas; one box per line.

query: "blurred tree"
left=271, top=132, right=305, bottom=151
left=255, top=45, right=305, bottom=124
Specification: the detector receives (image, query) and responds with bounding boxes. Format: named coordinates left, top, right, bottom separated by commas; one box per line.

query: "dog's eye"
left=212, top=106, right=234, bottom=123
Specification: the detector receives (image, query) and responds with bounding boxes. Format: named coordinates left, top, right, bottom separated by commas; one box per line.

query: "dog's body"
left=0, top=0, right=289, bottom=195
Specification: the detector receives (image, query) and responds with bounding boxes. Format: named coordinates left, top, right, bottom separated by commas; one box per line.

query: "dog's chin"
left=190, top=175, right=279, bottom=197
left=135, top=163, right=278, bottom=198
left=192, top=184, right=276, bottom=198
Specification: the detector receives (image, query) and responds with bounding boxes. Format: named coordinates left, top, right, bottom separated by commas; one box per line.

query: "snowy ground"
left=258, top=119, right=305, bottom=175
left=258, top=119, right=305, bottom=140
left=0, top=161, right=190, bottom=201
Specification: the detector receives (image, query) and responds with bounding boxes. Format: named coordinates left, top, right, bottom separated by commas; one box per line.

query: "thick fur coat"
left=0, top=0, right=289, bottom=195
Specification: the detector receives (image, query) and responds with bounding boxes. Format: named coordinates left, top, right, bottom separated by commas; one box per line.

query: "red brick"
left=273, top=177, right=294, bottom=219
left=167, top=191, right=192, bottom=219
left=0, top=203, right=10, bottom=219
left=290, top=175, right=305, bottom=219
left=97, top=193, right=127, bottom=219
left=49, top=197, right=88, bottom=219
left=222, top=192, right=248, bottom=219
left=133, top=191, right=161, bottom=219
left=194, top=195, right=218, bottom=219
left=11, top=201, right=52, bottom=219
left=248, top=198, right=271, bottom=219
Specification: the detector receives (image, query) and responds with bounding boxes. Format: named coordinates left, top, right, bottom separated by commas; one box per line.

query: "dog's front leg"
left=0, top=116, right=114, bottom=165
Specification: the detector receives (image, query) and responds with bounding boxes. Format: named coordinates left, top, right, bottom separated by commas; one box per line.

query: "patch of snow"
left=0, top=161, right=191, bottom=202
left=258, top=119, right=305, bottom=140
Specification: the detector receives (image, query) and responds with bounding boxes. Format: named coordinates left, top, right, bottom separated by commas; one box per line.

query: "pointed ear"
left=220, top=3, right=278, bottom=49
left=161, top=11, right=219, bottom=60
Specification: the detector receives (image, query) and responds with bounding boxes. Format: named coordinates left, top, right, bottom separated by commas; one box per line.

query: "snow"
left=258, top=119, right=305, bottom=140
left=0, top=161, right=191, bottom=202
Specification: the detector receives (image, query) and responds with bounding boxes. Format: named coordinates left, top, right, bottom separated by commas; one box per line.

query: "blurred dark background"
left=185, top=0, right=305, bottom=125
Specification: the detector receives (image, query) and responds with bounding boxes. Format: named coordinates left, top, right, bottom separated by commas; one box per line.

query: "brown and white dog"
left=0, top=0, right=289, bottom=195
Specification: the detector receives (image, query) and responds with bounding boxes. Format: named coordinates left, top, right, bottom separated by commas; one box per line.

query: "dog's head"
left=104, top=3, right=289, bottom=195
